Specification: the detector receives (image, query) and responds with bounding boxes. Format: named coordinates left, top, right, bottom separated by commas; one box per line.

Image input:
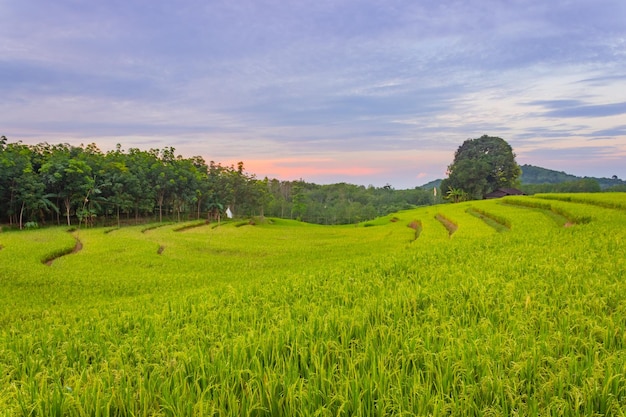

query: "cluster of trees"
left=520, top=179, right=601, bottom=194
left=270, top=181, right=435, bottom=224
left=520, top=179, right=626, bottom=194
left=440, top=135, right=521, bottom=201
left=0, top=137, right=262, bottom=229
left=0, top=137, right=433, bottom=229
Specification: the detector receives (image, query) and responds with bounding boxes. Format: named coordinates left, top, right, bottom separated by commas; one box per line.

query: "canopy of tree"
left=0, top=138, right=433, bottom=229
left=440, top=135, right=521, bottom=200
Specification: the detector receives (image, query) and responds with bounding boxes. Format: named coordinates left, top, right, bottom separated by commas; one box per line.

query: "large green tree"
left=441, top=135, right=521, bottom=200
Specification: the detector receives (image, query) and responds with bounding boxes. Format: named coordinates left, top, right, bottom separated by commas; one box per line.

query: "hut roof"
left=484, top=188, right=526, bottom=199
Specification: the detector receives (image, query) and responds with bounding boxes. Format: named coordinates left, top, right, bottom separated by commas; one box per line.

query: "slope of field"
left=1, top=194, right=625, bottom=416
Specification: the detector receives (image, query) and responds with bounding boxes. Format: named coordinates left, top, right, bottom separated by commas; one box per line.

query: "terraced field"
left=1, top=193, right=625, bottom=416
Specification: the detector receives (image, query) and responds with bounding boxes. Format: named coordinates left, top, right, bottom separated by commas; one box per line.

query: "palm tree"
left=445, top=188, right=468, bottom=203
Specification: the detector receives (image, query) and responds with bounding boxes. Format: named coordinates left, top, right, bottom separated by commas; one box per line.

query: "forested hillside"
left=520, top=164, right=626, bottom=191
left=519, top=164, right=579, bottom=184
left=0, top=138, right=432, bottom=228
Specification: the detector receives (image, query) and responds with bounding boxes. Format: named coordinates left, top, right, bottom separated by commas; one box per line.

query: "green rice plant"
left=1, top=193, right=626, bottom=415
left=466, top=207, right=511, bottom=232
left=141, top=222, right=174, bottom=233
left=435, top=213, right=457, bottom=236
left=534, top=192, right=626, bottom=211
left=502, top=196, right=592, bottom=226
left=434, top=202, right=498, bottom=239
left=172, top=220, right=209, bottom=232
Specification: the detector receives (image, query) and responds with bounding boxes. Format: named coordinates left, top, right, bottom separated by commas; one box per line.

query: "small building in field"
left=484, top=188, right=526, bottom=199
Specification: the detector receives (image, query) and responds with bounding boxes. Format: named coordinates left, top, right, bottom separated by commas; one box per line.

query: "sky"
left=1, top=0, right=625, bottom=189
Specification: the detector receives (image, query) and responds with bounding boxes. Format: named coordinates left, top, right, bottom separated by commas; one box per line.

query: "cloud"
left=578, top=75, right=626, bottom=87
left=0, top=61, right=161, bottom=100
left=232, top=148, right=452, bottom=188
left=588, top=125, right=626, bottom=138
left=1, top=0, right=625, bottom=186
left=522, top=146, right=619, bottom=159
left=532, top=100, right=626, bottom=118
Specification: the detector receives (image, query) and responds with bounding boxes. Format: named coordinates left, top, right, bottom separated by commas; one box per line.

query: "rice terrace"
left=1, top=192, right=626, bottom=416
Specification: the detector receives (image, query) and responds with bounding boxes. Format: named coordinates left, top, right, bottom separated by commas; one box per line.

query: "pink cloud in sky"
left=221, top=149, right=452, bottom=188
left=225, top=158, right=383, bottom=182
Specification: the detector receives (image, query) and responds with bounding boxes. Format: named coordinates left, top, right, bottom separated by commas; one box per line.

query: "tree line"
left=0, top=137, right=433, bottom=229
left=520, top=179, right=601, bottom=194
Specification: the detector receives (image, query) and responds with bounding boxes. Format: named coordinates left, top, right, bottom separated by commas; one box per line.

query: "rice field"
left=1, top=193, right=625, bottom=416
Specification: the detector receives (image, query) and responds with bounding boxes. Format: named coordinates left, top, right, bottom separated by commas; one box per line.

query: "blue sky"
left=2, top=0, right=625, bottom=188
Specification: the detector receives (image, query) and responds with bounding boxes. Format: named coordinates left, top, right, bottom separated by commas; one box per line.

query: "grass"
left=502, top=196, right=593, bottom=226
left=1, top=193, right=626, bottom=415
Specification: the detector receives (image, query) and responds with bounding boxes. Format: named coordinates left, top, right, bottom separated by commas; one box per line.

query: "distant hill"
left=520, top=164, right=626, bottom=189
left=419, top=179, right=442, bottom=190
left=420, top=165, right=625, bottom=191
left=519, top=165, right=579, bottom=184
